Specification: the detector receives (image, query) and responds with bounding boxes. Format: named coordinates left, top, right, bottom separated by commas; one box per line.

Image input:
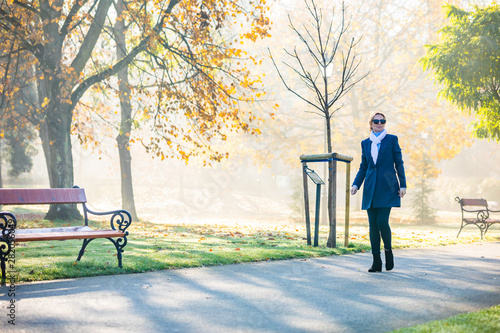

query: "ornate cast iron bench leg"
left=456, top=222, right=465, bottom=238
left=76, top=238, right=93, bottom=263
left=0, top=213, right=16, bottom=285
left=108, top=237, right=126, bottom=268
left=76, top=235, right=127, bottom=268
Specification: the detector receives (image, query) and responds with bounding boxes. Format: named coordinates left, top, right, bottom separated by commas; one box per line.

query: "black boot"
left=385, top=249, right=394, bottom=271
left=368, top=253, right=382, bottom=272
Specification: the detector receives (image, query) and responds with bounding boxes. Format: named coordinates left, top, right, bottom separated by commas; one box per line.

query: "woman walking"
left=351, top=112, right=406, bottom=272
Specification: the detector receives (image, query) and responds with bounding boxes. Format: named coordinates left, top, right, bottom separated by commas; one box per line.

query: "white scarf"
left=369, top=129, right=387, bottom=164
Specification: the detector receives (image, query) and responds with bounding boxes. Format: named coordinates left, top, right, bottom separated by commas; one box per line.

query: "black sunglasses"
left=372, top=119, right=386, bottom=124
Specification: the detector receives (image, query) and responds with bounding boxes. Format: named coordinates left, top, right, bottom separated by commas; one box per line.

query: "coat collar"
left=363, top=139, right=375, bottom=166
left=364, top=135, right=389, bottom=166
left=379, top=136, right=389, bottom=156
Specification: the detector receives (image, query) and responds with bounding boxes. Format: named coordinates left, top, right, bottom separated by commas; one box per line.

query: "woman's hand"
left=351, top=186, right=358, bottom=195
left=399, top=188, right=406, bottom=198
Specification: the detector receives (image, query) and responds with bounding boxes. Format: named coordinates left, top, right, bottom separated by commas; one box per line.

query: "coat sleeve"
left=352, top=140, right=368, bottom=188
left=392, top=136, right=407, bottom=189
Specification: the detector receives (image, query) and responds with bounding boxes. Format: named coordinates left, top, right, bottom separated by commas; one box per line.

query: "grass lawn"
left=4, top=208, right=499, bottom=283
left=392, top=304, right=500, bottom=333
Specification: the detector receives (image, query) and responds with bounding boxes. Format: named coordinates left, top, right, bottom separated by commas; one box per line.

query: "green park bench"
left=0, top=186, right=132, bottom=283
left=456, top=197, right=500, bottom=239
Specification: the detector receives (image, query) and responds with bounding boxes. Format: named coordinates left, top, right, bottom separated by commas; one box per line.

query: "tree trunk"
left=38, top=122, right=52, bottom=186
left=325, top=115, right=337, bottom=248
left=44, top=104, right=81, bottom=220
left=115, top=0, right=139, bottom=221
left=36, top=70, right=80, bottom=220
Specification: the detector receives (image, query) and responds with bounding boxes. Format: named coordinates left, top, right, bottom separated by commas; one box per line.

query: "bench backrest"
left=459, top=198, right=487, bottom=208
left=0, top=188, right=87, bottom=205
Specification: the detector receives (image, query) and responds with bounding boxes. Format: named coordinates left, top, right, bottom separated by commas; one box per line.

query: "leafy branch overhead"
left=421, top=3, right=500, bottom=142
left=0, top=0, right=274, bottom=167
left=0, top=0, right=274, bottom=219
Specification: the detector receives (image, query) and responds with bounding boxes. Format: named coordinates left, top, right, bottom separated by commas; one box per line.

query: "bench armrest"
left=83, top=206, right=132, bottom=234
left=476, top=210, right=490, bottom=222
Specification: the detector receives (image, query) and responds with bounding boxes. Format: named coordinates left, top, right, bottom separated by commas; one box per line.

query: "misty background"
left=3, top=0, right=500, bottom=227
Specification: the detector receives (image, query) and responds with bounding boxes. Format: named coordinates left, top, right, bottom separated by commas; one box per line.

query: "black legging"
left=367, top=207, right=392, bottom=254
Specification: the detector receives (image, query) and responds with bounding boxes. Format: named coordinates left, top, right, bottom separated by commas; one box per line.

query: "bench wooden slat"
left=14, top=230, right=125, bottom=242
left=15, top=230, right=124, bottom=242
left=17, top=226, right=93, bottom=234
left=460, top=198, right=488, bottom=207
left=464, top=218, right=500, bottom=223
left=0, top=188, right=87, bottom=205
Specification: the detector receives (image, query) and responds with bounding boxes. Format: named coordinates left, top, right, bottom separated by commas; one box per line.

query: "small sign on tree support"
left=300, top=153, right=353, bottom=248
left=303, top=166, right=324, bottom=247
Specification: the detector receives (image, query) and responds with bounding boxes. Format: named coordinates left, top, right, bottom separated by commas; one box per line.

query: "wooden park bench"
left=0, top=186, right=132, bottom=283
left=455, top=197, right=500, bottom=239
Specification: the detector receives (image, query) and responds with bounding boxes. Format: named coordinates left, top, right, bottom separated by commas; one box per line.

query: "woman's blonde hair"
left=368, top=112, right=386, bottom=131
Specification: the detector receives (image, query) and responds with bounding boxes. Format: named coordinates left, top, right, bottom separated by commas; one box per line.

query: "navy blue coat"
left=352, top=134, right=407, bottom=210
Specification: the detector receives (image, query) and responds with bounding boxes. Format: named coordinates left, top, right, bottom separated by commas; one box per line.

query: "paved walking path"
left=1, top=242, right=499, bottom=333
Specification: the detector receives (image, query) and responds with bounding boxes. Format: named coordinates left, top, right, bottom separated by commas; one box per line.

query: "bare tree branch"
left=269, top=48, right=324, bottom=113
